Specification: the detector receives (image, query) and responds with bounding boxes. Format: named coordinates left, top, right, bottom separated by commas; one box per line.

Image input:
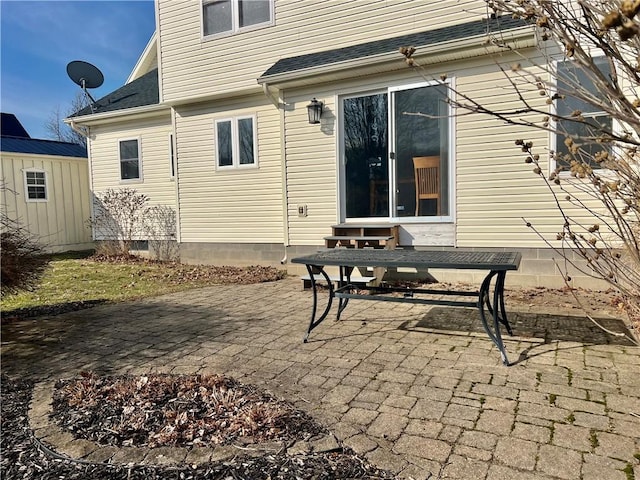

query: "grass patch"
left=1, top=252, right=286, bottom=316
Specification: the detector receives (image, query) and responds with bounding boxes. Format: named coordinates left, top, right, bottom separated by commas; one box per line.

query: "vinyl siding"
left=454, top=54, right=605, bottom=248
left=281, top=51, right=606, bottom=249
left=0, top=153, right=92, bottom=251
left=157, top=0, right=488, bottom=102
left=88, top=114, right=175, bottom=208
left=175, top=95, right=284, bottom=243
left=285, top=90, right=339, bottom=245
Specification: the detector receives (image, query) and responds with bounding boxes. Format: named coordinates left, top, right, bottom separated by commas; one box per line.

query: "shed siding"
left=175, top=95, right=284, bottom=243
left=156, top=0, right=488, bottom=102
left=0, top=153, right=92, bottom=251
left=89, top=115, right=175, bottom=208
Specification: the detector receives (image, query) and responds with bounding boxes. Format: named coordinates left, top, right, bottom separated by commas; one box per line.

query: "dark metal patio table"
left=292, top=249, right=522, bottom=366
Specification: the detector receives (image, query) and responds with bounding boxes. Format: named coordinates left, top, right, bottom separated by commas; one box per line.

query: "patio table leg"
left=478, top=270, right=511, bottom=366
left=336, top=265, right=353, bottom=321
left=303, top=264, right=334, bottom=342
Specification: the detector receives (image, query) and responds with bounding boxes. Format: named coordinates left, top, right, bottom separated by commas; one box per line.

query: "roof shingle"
left=72, top=68, right=159, bottom=117
left=260, top=16, right=527, bottom=79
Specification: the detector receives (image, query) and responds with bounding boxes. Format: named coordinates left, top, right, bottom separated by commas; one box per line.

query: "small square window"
left=25, top=171, right=47, bottom=201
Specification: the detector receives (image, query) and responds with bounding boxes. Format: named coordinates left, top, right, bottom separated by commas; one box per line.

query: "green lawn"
left=1, top=251, right=286, bottom=314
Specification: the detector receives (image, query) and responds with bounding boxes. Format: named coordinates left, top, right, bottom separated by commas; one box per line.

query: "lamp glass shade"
left=306, top=98, right=323, bottom=124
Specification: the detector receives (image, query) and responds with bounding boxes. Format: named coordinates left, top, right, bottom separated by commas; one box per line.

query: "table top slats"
left=291, top=249, right=521, bottom=271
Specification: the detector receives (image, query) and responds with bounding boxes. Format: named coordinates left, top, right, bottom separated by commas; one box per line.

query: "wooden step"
left=328, top=224, right=399, bottom=250
left=324, top=235, right=395, bottom=249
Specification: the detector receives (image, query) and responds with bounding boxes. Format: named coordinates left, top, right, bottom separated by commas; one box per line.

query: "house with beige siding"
left=1, top=113, right=93, bottom=252
left=68, top=0, right=607, bottom=288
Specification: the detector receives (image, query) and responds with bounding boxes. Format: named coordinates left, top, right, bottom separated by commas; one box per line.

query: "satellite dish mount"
left=67, top=60, right=104, bottom=113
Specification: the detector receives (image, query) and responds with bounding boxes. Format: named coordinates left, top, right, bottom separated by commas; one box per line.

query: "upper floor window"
left=215, top=115, right=257, bottom=169
left=555, top=56, right=612, bottom=170
left=202, top=0, right=273, bottom=37
left=119, top=138, right=142, bottom=181
left=24, top=170, right=47, bottom=201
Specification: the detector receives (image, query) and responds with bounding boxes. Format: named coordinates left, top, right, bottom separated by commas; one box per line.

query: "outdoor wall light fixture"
left=306, top=98, right=323, bottom=124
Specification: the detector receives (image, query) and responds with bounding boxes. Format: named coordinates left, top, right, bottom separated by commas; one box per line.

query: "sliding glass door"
left=342, top=82, right=450, bottom=221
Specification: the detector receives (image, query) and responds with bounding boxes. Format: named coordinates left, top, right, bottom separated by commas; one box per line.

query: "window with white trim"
left=202, top=0, right=273, bottom=37
left=555, top=56, right=612, bottom=170
left=119, top=138, right=141, bottom=181
left=24, top=170, right=47, bottom=201
left=215, top=116, right=257, bottom=169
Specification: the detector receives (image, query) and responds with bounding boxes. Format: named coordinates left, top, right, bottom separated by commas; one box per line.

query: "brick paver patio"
left=2, top=278, right=639, bottom=479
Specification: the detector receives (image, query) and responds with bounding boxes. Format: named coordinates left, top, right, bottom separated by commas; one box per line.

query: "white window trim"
left=550, top=56, right=614, bottom=176
left=214, top=115, right=258, bottom=170
left=23, top=168, right=48, bottom=203
left=118, top=137, right=143, bottom=183
left=201, top=0, right=274, bottom=40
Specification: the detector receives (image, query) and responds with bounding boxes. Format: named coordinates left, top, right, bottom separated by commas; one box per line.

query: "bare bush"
left=89, top=189, right=150, bottom=257
left=88, top=189, right=177, bottom=261
left=1, top=184, right=48, bottom=296
left=144, top=205, right=178, bottom=262
left=401, top=1, right=640, bottom=339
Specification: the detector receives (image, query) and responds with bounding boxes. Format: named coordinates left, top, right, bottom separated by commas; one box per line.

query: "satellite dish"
left=66, top=60, right=104, bottom=112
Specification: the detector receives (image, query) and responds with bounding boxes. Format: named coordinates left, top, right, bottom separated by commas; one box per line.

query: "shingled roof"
left=260, top=16, right=527, bottom=81
left=0, top=136, right=87, bottom=158
left=72, top=68, right=159, bottom=117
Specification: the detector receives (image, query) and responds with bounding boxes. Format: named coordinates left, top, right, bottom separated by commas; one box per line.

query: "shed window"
left=203, top=0, right=272, bottom=37
left=555, top=57, right=612, bottom=170
left=215, top=116, right=257, bottom=169
left=25, top=170, right=47, bottom=201
left=119, top=139, right=141, bottom=181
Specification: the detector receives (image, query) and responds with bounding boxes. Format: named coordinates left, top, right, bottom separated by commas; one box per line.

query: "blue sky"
left=1, top=0, right=156, bottom=140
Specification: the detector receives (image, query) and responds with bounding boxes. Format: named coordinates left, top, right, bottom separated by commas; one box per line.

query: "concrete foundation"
left=178, top=241, right=611, bottom=290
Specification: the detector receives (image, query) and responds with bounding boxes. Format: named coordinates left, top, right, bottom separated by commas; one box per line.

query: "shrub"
left=1, top=217, right=48, bottom=297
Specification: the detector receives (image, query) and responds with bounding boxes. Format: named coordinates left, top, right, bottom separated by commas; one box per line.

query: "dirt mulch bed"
left=1, top=374, right=397, bottom=480
left=51, top=372, right=324, bottom=448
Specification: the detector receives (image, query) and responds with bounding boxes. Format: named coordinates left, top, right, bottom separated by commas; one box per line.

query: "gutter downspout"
left=262, top=83, right=281, bottom=108
left=68, top=119, right=89, bottom=139
left=262, top=82, right=289, bottom=265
